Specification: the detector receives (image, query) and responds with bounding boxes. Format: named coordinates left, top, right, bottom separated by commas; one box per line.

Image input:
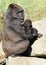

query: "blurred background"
left=0, top=0, right=46, bottom=41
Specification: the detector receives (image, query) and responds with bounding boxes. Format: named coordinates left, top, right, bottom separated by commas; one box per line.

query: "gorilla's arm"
left=11, top=23, right=34, bottom=40
left=9, top=22, right=33, bottom=40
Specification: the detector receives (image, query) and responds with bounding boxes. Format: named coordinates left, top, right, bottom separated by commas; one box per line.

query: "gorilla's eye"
left=17, top=10, right=23, bottom=13
left=17, top=10, right=24, bottom=18
left=18, top=12, right=22, bottom=16
left=17, top=10, right=23, bottom=15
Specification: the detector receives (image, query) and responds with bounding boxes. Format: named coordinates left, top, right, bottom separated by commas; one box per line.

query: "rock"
left=6, top=56, right=46, bottom=65
left=31, top=19, right=46, bottom=56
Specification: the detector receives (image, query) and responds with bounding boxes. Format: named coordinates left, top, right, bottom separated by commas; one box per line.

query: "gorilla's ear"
left=9, top=4, right=14, bottom=9
left=9, top=3, right=19, bottom=10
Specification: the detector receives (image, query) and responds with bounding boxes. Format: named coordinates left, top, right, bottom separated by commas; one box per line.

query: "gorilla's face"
left=4, top=3, right=25, bottom=31
left=9, top=4, right=24, bottom=22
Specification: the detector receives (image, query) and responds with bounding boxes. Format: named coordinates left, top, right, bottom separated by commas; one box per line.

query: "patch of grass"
left=0, top=0, right=46, bottom=21
left=24, top=0, right=46, bottom=21
left=0, top=18, right=3, bottom=41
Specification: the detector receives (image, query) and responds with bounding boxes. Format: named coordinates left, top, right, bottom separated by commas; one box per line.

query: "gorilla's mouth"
left=21, top=19, right=24, bottom=21
left=17, top=18, right=24, bottom=21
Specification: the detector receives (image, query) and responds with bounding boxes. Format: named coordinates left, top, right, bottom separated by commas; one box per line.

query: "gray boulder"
left=6, top=57, right=46, bottom=65
left=31, top=19, right=46, bottom=56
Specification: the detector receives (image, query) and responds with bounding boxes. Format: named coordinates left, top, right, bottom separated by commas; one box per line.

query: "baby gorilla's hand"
left=37, top=33, right=43, bottom=38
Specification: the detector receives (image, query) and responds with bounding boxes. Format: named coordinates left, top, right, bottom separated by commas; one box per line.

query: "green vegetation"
left=0, top=0, right=46, bottom=20
left=0, top=0, right=46, bottom=40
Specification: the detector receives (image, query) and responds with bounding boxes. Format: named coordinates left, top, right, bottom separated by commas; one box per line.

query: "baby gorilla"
left=18, top=19, right=39, bottom=56
left=23, top=19, right=38, bottom=40
left=23, top=19, right=42, bottom=47
left=19, top=19, right=42, bottom=56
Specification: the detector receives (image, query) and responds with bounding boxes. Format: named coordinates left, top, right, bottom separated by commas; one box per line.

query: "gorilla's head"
left=4, top=3, right=24, bottom=28
left=8, top=3, right=24, bottom=23
left=24, top=19, right=32, bottom=28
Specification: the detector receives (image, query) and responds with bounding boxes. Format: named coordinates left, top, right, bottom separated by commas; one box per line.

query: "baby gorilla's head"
left=24, top=19, right=32, bottom=28
left=21, top=19, right=32, bottom=34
